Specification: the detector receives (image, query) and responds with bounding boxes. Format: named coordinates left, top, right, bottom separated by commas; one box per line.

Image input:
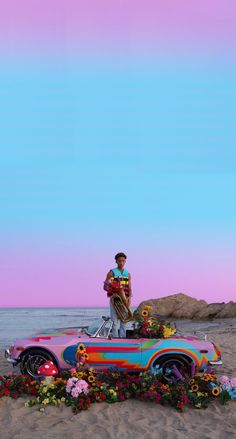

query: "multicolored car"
left=5, top=316, right=222, bottom=381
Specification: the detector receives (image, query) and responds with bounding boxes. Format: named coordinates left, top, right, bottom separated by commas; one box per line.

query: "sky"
left=0, top=0, right=236, bottom=307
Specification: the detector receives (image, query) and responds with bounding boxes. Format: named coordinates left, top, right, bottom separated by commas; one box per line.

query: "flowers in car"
left=134, top=305, right=177, bottom=339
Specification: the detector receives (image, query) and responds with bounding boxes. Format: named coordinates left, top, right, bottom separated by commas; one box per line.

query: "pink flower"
left=219, top=375, right=231, bottom=386
left=66, top=377, right=78, bottom=393
left=76, top=379, right=89, bottom=395
left=71, top=387, right=79, bottom=398
left=230, top=378, right=236, bottom=389
left=69, top=368, right=77, bottom=374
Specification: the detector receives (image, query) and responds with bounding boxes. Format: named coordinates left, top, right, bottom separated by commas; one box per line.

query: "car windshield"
left=85, top=318, right=104, bottom=336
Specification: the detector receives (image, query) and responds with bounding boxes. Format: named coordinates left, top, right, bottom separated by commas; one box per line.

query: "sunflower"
left=142, top=310, right=149, bottom=317
left=78, top=343, right=85, bottom=351
left=88, top=375, right=95, bottom=383
left=191, top=384, right=199, bottom=392
left=189, top=379, right=195, bottom=386
left=77, top=372, right=84, bottom=379
left=84, top=353, right=89, bottom=360
left=212, top=387, right=220, bottom=396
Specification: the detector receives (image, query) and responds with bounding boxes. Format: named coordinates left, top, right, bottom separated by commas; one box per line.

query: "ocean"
left=0, top=307, right=112, bottom=349
left=0, top=307, right=229, bottom=350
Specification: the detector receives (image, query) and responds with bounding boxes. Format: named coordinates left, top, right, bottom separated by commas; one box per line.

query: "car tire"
left=153, top=354, right=191, bottom=383
left=20, top=348, right=57, bottom=379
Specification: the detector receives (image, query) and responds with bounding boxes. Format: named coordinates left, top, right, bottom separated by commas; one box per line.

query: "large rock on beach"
left=134, top=293, right=236, bottom=320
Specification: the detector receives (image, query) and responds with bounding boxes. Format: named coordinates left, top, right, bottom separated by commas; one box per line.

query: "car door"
left=85, top=336, right=143, bottom=371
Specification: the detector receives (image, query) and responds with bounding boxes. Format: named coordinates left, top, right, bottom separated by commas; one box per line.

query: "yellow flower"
left=84, top=353, right=89, bottom=360
left=77, top=372, right=84, bottom=379
left=142, top=310, right=149, bottom=317
left=42, top=398, right=49, bottom=405
left=191, top=384, right=199, bottom=392
left=61, top=397, right=66, bottom=402
left=195, top=402, right=202, bottom=408
left=77, top=343, right=86, bottom=355
left=88, top=375, right=95, bottom=383
left=189, top=379, right=195, bottom=386
left=212, top=387, right=220, bottom=396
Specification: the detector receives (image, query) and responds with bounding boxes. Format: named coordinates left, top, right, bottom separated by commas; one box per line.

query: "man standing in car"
left=103, top=252, right=132, bottom=338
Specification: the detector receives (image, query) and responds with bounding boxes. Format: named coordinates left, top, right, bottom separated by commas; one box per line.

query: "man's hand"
left=103, top=272, right=114, bottom=292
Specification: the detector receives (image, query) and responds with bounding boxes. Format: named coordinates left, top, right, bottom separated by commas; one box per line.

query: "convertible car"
left=5, top=316, right=222, bottom=381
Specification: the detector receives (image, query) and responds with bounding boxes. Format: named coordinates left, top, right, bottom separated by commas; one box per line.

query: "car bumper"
left=208, top=360, right=223, bottom=366
left=4, top=349, right=19, bottom=365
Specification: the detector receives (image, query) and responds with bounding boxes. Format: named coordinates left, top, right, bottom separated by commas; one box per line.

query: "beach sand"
left=0, top=321, right=236, bottom=439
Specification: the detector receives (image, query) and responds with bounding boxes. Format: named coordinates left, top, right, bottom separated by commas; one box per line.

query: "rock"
left=133, top=293, right=236, bottom=320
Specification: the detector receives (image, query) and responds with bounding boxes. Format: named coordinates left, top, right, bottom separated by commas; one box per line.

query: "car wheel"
left=154, top=355, right=190, bottom=383
left=20, top=349, right=57, bottom=379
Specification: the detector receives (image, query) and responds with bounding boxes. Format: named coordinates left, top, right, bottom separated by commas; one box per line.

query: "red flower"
left=177, top=401, right=184, bottom=408
left=3, top=388, right=9, bottom=396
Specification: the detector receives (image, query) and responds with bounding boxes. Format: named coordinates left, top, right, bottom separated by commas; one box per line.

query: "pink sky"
left=1, top=239, right=235, bottom=307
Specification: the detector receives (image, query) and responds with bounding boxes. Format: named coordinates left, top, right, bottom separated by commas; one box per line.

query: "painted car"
left=4, top=316, right=222, bottom=381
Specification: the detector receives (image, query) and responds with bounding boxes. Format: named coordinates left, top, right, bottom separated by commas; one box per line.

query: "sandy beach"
left=0, top=320, right=236, bottom=439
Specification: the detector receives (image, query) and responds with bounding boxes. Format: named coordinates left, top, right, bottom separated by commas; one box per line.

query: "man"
left=103, top=252, right=132, bottom=338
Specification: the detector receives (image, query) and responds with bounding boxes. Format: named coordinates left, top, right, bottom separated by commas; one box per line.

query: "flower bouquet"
left=133, top=305, right=177, bottom=338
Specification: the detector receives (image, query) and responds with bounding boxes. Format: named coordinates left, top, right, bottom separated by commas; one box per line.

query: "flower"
left=230, top=378, right=236, bottom=389
left=88, top=375, right=95, bottom=383
left=77, top=372, right=84, bottom=379
left=219, top=375, right=231, bottom=387
left=191, top=384, right=199, bottom=392
left=212, top=387, right=220, bottom=396
left=142, top=310, right=149, bottom=317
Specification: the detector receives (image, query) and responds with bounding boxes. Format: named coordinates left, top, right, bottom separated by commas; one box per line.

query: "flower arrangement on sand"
left=1, top=343, right=235, bottom=414
left=133, top=305, right=177, bottom=338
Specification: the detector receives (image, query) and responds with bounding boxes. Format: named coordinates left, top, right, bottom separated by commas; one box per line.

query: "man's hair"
left=115, top=252, right=127, bottom=261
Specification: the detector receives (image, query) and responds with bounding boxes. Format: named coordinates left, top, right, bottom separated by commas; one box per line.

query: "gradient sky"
left=0, top=1, right=236, bottom=307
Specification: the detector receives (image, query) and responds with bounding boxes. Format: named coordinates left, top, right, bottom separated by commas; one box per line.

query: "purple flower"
left=230, top=378, right=236, bottom=389
left=219, top=375, right=231, bottom=387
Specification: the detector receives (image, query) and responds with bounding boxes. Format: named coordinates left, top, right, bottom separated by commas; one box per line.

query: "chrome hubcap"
left=24, top=354, right=48, bottom=378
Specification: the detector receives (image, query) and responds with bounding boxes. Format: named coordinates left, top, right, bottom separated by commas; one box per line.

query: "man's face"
left=116, top=257, right=126, bottom=269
